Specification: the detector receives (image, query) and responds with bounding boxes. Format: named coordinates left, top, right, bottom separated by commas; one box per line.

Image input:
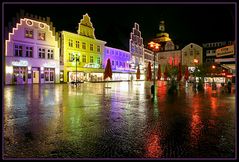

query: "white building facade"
left=5, top=14, right=60, bottom=85
left=129, top=23, right=144, bottom=70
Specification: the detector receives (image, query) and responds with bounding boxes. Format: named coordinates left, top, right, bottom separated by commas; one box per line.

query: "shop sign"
left=12, top=60, right=28, bottom=66
left=43, top=62, right=56, bottom=67
left=216, top=45, right=234, bottom=57
left=83, top=63, right=100, bottom=68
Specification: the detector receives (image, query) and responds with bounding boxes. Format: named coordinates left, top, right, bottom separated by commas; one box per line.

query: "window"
left=90, top=44, right=93, bottom=51
left=82, top=55, right=86, bottom=62
left=39, top=23, right=44, bottom=29
left=107, top=49, right=109, bottom=54
left=45, top=68, right=54, bottom=82
left=26, top=20, right=33, bottom=26
left=190, top=51, right=193, bottom=56
left=90, top=56, right=93, bottom=63
left=25, top=28, right=34, bottom=38
left=123, top=62, right=125, bottom=67
left=14, top=45, right=23, bottom=57
left=111, top=50, right=114, bottom=55
left=97, top=45, right=100, bottom=52
left=51, top=50, right=54, bottom=59
left=47, top=49, right=54, bottom=59
left=38, top=32, right=45, bottom=40
left=76, top=41, right=80, bottom=48
left=26, top=46, right=33, bottom=57
left=116, top=61, right=118, bottom=66
left=38, top=48, right=45, bottom=58
left=69, top=39, right=73, bottom=47
left=82, top=42, right=86, bottom=49
left=184, top=52, right=187, bottom=56
left=69, top=53, right=74, bottom=62
left=112, top=60, right=114, bottom=66
left=97, top=57, right=100, bottom=64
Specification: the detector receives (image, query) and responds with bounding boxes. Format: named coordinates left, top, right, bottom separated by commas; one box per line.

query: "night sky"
left=3, top=3, right=236, bottom=51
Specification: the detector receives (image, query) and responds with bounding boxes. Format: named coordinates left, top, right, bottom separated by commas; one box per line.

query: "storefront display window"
left=44, top=68, right=55, bottom=82
left=13, top=67, right=27, bottom=84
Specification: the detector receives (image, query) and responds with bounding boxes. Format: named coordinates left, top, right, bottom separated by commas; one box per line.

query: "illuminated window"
left=14, top=44, right=23, bottom=57
left=97, top=45, right=100, bottom=52
left=82, top=42, right=86, bottom=49
left=38, top=48, right=45, bottom=58
left=25, top=28, right=34, bottom=38
left=76, top=41, right=80, bottom=48
left=38, top=32, right=45, bottom=40
left=90, top=56, right=93, bottom=63
left=90, top=44, right=93, bottom=51
left=82, top=55, right=86, bottom=62
left=26, top=46, right=33, bottom=57
left=69, top=39, right=73, bottom=47
left=111, top=50, right=114, bottom=55
left=97, top=57, right=100, bottom=64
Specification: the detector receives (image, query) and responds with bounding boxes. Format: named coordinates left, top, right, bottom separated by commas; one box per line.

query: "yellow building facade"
left=60, top=14, right=106, bottom=83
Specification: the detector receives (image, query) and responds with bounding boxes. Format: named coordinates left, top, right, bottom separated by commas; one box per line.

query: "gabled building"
left=5, top=10, right=60, bottom=85
left=129, top=23, right=144, bottom=70
left=60, top=14, right=106, bottom=82
left=181, top=43, right=203, bottom=68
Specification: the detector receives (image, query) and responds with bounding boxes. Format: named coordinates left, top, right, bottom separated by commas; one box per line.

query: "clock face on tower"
left=159, top=25, right=165, bottom=32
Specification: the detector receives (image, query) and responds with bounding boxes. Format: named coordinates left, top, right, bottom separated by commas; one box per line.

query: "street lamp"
left=73, top=52, right=80, bottom=86
left=148, top=41, right=160, bottom=101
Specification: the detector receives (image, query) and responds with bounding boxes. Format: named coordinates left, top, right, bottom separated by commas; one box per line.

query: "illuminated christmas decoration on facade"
left=5, top=10, right=60, bottom=85
left=129, top=23, right=144, bottom=69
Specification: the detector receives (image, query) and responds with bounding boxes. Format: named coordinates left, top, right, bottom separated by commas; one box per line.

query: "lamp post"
left=148, top=41, right=160, bottom=101
left=74, top=53, right=80, bottom=86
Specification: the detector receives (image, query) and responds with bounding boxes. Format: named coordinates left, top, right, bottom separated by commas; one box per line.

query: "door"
left=33, top=71, right=39, bottom=83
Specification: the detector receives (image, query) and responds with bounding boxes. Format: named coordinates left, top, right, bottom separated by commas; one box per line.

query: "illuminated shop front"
left=5, top=13, right=60, bottom=85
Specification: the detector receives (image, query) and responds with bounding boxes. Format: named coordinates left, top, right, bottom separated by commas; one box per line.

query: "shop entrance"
left=33, top=70, right=39, bottom=83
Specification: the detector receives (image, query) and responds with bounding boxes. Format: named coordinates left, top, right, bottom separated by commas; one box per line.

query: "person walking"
left=227, top=80, right=232, bottom=93
left=151, top=84, right=155, bottom=99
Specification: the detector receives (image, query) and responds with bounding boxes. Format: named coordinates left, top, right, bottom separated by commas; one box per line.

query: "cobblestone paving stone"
left=3, top=81, right=236, bottom=159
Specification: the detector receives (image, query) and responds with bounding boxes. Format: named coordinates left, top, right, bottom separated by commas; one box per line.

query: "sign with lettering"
left=216, top=45, right=234, bottom=57
left=83, top=63, right=100, bottom=68
left=43, top=62, right=56, bottom=67
left=12, top=60, right=28, bottom=66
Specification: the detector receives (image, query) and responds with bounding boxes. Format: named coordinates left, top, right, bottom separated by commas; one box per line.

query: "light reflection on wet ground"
left=3, top=81, right=236, bottom=158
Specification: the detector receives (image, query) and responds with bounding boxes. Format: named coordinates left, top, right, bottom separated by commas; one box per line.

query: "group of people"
left=220, top=80, right=232, bottom=93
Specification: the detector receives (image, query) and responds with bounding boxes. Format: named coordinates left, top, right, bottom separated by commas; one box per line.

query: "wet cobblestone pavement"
left=3, top=81, right=236, bottom=159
